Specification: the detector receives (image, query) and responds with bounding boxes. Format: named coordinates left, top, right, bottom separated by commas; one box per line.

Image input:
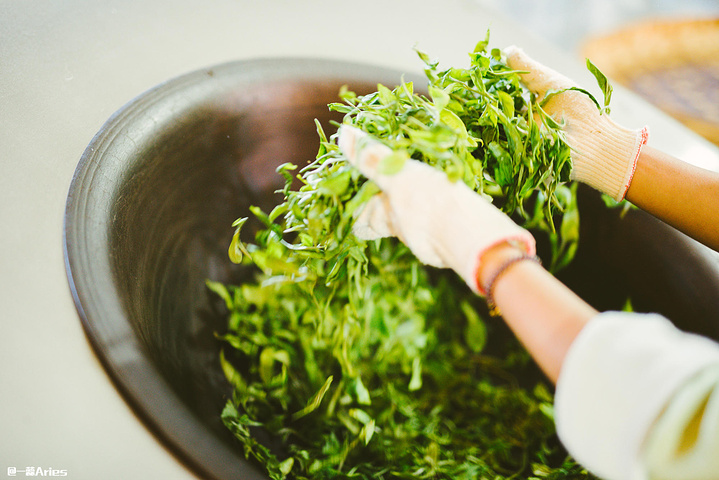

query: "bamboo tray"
left=583, top=18, right=719, bottom=146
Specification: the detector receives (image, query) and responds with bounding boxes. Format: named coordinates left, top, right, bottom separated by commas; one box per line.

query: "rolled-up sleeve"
left=554, top=311, right=719, bottom=480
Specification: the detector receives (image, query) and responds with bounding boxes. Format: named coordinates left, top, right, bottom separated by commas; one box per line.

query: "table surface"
left=2, top=1, right=718, bottom=479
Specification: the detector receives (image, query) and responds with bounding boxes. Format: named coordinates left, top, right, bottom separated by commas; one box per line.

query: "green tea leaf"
left=408, top=357, right=422, bottom=391
left=206, top=280, right=233, bottom=310
left=292, top=375, right=334, bottom=420
left=474, top=28, right=491, bottom=54
left=542, top=86, right=601, bottom=111
left=318, top=169, right=352, bottom=196
left=219, top=349, right=247, bottom=392
left=228, top=217, right=250, bottom=264
left=428, top=84, right=450, bottom=111
left=586, top=58, right=613, bottom=114
left=360, top=419, right=375, bottom=445
left=278, top=457, right=294, bottom=477
left=377, top=83, right=395, bottom=106
left=488, top=141, right=513, bottom=186
left=497, top=90, right=515, bottom=118
left=353, top=377, right=371, bottom=405
left=461, top=300, right=487, bottom=353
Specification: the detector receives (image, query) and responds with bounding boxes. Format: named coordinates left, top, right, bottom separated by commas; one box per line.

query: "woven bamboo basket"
left=583, top=18, right=719, bottom=146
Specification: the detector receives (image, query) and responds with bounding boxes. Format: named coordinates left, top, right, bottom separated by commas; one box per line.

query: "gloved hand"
left=338, top=125, right=535, bottom=294
left=505, top=46, right=649, bottom=202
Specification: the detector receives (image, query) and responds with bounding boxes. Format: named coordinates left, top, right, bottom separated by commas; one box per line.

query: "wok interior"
left=105, top=70, right=719, bottom=478
left=110, top=78, right=355, bottom=452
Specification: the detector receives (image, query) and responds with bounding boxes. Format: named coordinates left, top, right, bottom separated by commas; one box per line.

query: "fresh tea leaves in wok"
left=212, top=37, right=610, bottom=479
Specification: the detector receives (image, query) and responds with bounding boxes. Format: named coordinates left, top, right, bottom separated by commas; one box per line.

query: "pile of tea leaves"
left=210, top=35, right=607, bottom=479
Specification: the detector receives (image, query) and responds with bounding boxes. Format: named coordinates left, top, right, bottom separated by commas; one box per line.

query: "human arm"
left=502, top=47, right=719, bottom=479
left=480, top=241, right=719, bottom=480
left=476, top=241, right=595, bottom=383
left=338, top=124, right=598, bottom=384
left=505, top=46, right=719, bottom=252
left=478, top=229, right=719, bottom=480
left=339, top=123, right=719, bottom=480
left=627, top=145, right=719, bottom=251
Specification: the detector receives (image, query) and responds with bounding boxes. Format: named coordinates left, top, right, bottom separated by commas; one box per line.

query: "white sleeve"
left=554, top=311, right=719, bottom=480
left=643, top=364, right=719, bottom=480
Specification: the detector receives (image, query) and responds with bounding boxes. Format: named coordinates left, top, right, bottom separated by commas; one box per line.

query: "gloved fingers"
left=351, top=190, right=448, bottom=268
left=338, top=124, right=534, bottom=291
left=338, top=125, right=395, bottom=188
left=337, top=124, right=363, bottom=165
left=351, top=193, right=395, bottom=240
left=504, top=45, right=576, bottom=100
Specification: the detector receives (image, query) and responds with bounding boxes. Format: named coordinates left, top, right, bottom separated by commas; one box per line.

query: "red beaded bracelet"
left=483, top=254, right=542, bottom=317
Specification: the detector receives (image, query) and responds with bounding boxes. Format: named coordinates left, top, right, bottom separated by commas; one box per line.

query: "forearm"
left=478, top=244, right=719, bottom=480
left=477, top=243, right=597, bottom=383
left=626, top=145, right=719, bottom=251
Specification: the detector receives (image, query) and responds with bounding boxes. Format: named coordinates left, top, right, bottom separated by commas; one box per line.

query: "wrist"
left=476, top=241, right=532, bottom=295
left=569, top=116, right=649, bottom=201
left=477, top=242, right=542, bottom=316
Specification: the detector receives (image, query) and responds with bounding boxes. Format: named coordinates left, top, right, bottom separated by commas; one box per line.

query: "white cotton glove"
left=338, top=125, right=535, bottom=294
left=555, top=311, right=719, bottom=480
left=505, top=46, right=649, bottom=202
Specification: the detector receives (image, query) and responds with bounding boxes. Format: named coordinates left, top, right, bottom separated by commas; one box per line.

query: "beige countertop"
left=1, top=1, right=717, bottom=479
